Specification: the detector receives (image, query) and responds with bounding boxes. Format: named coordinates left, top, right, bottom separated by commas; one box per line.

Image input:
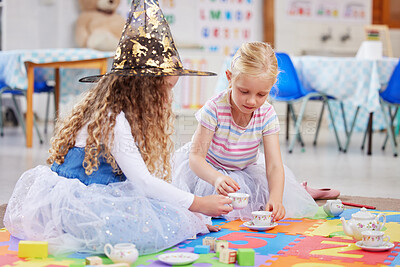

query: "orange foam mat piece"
left=219, top=219, right=247, bottom=231
left=0, top=229, right=11, bottom=242
left=267, top=218, right=326, bottom=236
left=0, top=246, right=18, bottom=256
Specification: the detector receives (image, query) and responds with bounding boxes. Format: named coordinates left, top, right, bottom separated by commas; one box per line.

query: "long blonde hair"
left=47, top=75, right=175, bottom=182
left=231, top=42, right=278, bottom=84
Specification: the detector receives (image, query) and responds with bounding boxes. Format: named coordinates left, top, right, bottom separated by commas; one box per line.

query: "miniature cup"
left=361, top=231, right=390, bottom=247
left=251, top=211, right=273, bottom=226
left=104, top=243, right=139, bottom=264
left=227, top=193, right=249, bottom=210
left=323, top=199, right=344, bottom=217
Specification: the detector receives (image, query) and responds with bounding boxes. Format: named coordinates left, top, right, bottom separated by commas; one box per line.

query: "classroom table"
left=0, top=49, right=114, bottom=147
left=291, top=56, right=399, bottom=155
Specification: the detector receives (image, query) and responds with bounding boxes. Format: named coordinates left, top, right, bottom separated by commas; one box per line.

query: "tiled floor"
left=1, top=114, right=399, bottom=205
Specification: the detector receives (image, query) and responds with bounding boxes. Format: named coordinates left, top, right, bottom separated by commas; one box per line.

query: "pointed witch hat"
left=80, top=0, right=216, bottom=82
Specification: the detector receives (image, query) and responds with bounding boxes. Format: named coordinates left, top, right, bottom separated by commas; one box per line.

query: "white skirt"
left=4, top=165, right=208, bottom=255
left=173, top=143, right=318, bottom=221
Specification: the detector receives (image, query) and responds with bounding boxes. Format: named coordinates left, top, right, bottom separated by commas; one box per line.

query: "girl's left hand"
left=266, top=200, right=285, bottom=221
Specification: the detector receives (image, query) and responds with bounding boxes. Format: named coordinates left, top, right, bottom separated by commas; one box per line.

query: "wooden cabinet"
left=373, top=0, right=400, bottom=28
left=263, top=0, right=275, bottom=47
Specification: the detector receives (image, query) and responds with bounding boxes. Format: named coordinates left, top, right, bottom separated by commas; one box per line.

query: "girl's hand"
left=266, top=199, right=286, bottom=221
left=214, top=175, right=240, bottom=196
left=190, top=195, right=233, bottom=217
left=207, top=224, right=220, bottom=232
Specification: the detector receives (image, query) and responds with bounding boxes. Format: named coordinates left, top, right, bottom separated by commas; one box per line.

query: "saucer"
left=243, top=221, right=278, bottom=231
left=355, top=241, right=394, bottom=252
left=158, top=252, right=199, bottom=265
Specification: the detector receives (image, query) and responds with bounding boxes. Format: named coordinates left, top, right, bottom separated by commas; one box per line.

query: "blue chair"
left=0, top=80, right=55, bottom=144
left=378, top=60, right=400, bottom=157
left=372, top=60, right=400, bottom=156
left=270, top=52, right=342, bottom=153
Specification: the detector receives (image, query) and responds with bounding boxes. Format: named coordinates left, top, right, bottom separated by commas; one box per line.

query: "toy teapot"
left=104, top=243, right=139, bottom=264
left=340, top=208, right=386, bottom=240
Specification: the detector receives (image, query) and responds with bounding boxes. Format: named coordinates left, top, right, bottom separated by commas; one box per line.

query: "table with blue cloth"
left=292, top=56, right=398, bottom=154
left=0, top=49, right=114, bottom=147
left=215, top=55, right=399, bottom=154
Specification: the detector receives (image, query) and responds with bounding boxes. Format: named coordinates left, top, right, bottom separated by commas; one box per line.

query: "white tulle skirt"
left=173, top=143, right=318, bottom=221
left=4, top=165, right=208, bottom=255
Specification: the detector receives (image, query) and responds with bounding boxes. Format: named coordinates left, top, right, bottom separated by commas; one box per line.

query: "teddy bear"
left=75, top=0, right=126, bottom=51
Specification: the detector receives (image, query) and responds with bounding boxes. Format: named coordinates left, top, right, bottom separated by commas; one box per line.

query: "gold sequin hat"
left=80, top=0, right=216, bottom=82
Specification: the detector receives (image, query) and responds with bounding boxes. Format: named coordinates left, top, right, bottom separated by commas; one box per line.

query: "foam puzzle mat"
left=1, top=207, right=400, bottom=266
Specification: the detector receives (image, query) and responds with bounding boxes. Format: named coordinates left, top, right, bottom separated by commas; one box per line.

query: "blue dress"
left=4, top=145, right=207, bottom=255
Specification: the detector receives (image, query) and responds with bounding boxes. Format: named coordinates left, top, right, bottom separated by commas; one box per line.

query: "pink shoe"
left=301, top=181, right=340, bottom=200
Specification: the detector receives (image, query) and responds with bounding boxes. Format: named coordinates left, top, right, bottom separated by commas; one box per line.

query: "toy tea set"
left=101, top=197, right=393, bottom=265
left=227, top=193, right=278, bottom=231
left=104, top=243, right=139, bottom=265
left=322, top=199, right=393, bottom=252
left=340, top=207, right=393, bottom=251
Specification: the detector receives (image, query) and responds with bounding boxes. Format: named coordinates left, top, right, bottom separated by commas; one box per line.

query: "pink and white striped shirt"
left=195, top=91, right=280, bottom=171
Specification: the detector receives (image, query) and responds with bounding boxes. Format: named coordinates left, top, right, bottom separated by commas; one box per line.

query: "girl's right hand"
left=214, top=175, right=240, bottom=196
left=190, top=195, right=233, bottom=217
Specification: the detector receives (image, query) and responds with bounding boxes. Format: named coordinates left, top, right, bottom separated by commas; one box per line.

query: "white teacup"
left=323, top=199, right=344, bottom=217
left=104, top=243, right=139, bottom=264
left=228, top=193, right=249, bottom=210
left=361, top=231, right=390, bottom=247
left=251, top=211, right=273, bottom=226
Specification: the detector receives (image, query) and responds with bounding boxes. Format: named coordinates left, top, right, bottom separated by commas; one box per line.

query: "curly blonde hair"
left=47, top=75, right=175, bottom=182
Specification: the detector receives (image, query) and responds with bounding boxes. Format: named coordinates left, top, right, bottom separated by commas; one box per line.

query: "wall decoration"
left=197, top=0, right=260, bottom=56
left=342, top=1, right=367, bottom=22
left=316, top=0, right=340, bottom=19
left=287, top=0, right=314, bottom=19
left=285, top=0, right=369, bottom=23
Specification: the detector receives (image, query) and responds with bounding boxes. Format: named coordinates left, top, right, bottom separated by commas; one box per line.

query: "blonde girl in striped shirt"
left=173, top=42, right=318, bottom=222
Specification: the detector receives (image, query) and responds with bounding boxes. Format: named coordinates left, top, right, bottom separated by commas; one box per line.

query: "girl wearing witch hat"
left=4, top=0, right=232, bottom=255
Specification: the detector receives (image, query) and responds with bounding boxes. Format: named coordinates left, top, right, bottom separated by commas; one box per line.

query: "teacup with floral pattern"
left=227, top=193, right=249, bottom=209
left=361, top=230, right=390, bottom=247
left=251, top=211, right=273, bottom=226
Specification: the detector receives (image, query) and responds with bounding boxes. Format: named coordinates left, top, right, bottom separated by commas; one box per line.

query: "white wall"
left=274, top=0, right=372, bottom=56
left=2, top=0, right=79, bottom=50
left=274, top=0, right=400, bottom=58
left=390, top=29, right=400, bottom=57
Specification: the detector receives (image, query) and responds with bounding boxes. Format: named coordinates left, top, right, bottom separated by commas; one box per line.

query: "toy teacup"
left=104, top=243, right=139, bottom=264
left=323, top=199, right=344, bottom=217
left=227, top=193, right=249, bottom=210
left=362, top=230, right=390, bottom=247
left=251, top=211, right=273, bottom=226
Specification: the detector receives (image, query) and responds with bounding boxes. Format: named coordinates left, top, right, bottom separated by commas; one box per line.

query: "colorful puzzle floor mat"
left=1, top=207, right=400, bottom=266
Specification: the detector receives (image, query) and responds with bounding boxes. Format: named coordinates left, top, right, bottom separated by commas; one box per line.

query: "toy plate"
left=243, top=221, right=278, bottom=231
left=158, top=252, right=199, bottom=265
left=355, top=241, right=394, bottom=252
